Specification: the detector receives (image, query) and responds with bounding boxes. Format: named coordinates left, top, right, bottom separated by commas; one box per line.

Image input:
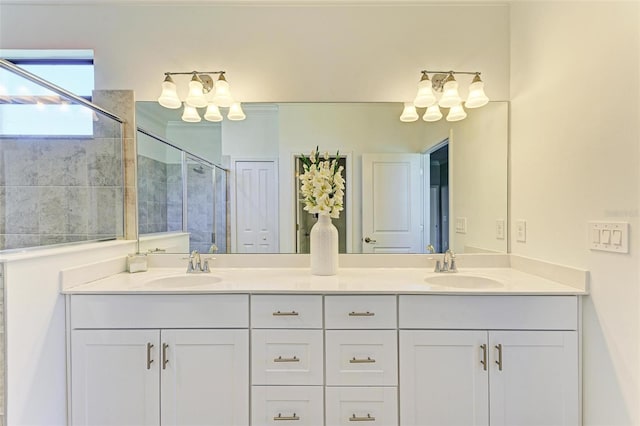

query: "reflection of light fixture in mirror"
left=403, top=69, right=489, bottom=123
left=157, top=70, right=245, bottom=122
left=446, top=103, right=467, bottom=122
left=423, top=104, right=443, bottom=122
left=204, top=103, right=223, bottom=122
left=181, top=103, right=201, bottom=122
left=227, top=102, right=246, bottom=121
left=400, top=102, right=419, bottom=122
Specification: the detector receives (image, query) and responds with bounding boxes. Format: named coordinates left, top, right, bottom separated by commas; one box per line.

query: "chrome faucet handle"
left=449, top=258, right=458, bottom=272
left=434, top=260, right=442, bottom=273
left=201, top=257, right=215, bottom=273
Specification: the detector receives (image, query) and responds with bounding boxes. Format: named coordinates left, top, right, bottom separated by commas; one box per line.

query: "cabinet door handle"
left=349, top=311, right=375, bottom=317
left=274, top=355, right=300, bottom=363
left=273, top=311, right=299, bottom=316
left=349, top=414, right=376, bottom=422
left=364, top=237, right=377, bottom=244
left=162, top=343, right=169, bottom=370
left=349, top=356, right=376, bottom=364
left=274, top=413, right=300, bottom=421
left=495, top=344, right=503, bottom=371
left=480, top=344, right=487, bottom=371
left=146, top=343, right=154, bottom=370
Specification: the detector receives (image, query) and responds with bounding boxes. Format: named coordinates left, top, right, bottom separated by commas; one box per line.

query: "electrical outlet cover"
left=516, top=220, right=527, bottom=242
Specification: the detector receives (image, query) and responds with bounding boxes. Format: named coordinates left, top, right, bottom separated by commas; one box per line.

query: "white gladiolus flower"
left=299, top=147, right=345, bottom=218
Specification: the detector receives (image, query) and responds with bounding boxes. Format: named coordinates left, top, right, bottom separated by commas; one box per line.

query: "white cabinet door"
left=489, top=331, right=579, bottom=426
left=161, top=329, right=249, bottom=426
left=71, top=329, right=160, bottom=426
left=399, top=330, right=489, bottom=426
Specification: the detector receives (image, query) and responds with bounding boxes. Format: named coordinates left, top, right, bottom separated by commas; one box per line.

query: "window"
left=0, top=49, right=95, bottom=136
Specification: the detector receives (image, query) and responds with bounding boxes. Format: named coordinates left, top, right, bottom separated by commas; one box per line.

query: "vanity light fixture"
left=157, top=71, right=246, bottom=122
left=402, top=70, right=489, bottom=123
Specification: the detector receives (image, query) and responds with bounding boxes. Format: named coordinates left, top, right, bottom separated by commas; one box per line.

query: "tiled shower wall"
left=0, top=138, right=123, bottom=250
left=137, top=156, right=182, bottom=234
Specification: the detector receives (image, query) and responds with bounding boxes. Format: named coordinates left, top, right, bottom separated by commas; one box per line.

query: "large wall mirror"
left=136, top=101, right=508, bottom=255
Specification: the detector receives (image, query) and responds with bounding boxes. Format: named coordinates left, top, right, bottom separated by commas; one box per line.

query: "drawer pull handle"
left=146, top=343, right=154, bottom=370
left=495, top=344, right=503, bottom=371
left=349, top=414, right=376, bottom=422
left=350, top=356, right=376, bottom=364
left=274, top=355, right=300, bottom=363
left=273, top=310, right=299, bottom=316
left=274, top=413, right=300, bottom=421
left=480, top=344, right=487, bottom=371
left=162, top=343, right=169, bottom=370
left=349, top=311, right=375, bottom=317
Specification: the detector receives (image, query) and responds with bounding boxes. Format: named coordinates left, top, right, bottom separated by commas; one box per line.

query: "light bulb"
left=181, top=103, right=201, bottom=122
left=157, top=75, right=181, bottom=109
left=204, top=103, right=223, bottom=122
left=423, top=104, right=443, bottom=122
left=227, top=102, right=246, bottom=121
left=414, top=73, right=436, bottom=108
left=446, top=104, right=467, bottom=122
left=438, top=74, right=462, bottom=108
left=185, top=75, right=208, bottom=108
left=465, top=75, right=489, bottom=108
left=400, top=102, right=419, bottom=122
left=212, top=75, right=234, bottom=108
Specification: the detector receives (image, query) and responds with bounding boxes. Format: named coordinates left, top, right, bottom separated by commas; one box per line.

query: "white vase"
left=310, top=213, right=339, bottom=276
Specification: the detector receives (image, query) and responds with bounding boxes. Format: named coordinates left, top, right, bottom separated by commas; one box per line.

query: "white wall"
left=3, top=241, right=137, bottom=426
left=510, top=2, right=640, bottom=425
left=166, top=121, right=222, bottom=164
left=450, top=102, right=508, bottom=253
left=0, top=3, right=510, bottom=103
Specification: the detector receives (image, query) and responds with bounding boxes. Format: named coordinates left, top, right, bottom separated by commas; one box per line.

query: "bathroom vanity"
left=63, top=257, right=587, bottom=426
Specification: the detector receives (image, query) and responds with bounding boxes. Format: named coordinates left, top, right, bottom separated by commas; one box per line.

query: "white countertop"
left=62, top=266, right=587, bottom=295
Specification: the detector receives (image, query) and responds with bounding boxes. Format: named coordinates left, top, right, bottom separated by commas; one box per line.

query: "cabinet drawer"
left=325, top=387, right=398, bottom=426
left=325, top=295, right=396, bottom=329
left=251, top=295, right=323, bottom=329
left=70, top=294, right=249, bottom=329
left=325, top=330, right=398, bottom=386
left=252, top=386, right=323, bottom=426
left=399, top=295, right=578, bottom=330
left=252, top=329, right=324, bottom=385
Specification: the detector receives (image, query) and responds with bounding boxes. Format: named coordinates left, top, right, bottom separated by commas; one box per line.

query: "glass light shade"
left=414, top=79, right=437, bottom=108
left=157, top=79, right=181, bottom=109
left=399, top=102, right=419, bottom=122
left=204, top=103, right=223, bottom=122
left=439, top=79, right=462, bottom=108
left=181, top=103, right=201, bottom=122
left=227, top=102, right=246, bottom=121
left=446, top=104, right=467, bottom=122
left=185, top=79, right=208, bottom=108
left=213, top=79, right=234, bottom=107
left=423, top=104, right=443, bottom=122
left=465, top=80, right=489, bottom=108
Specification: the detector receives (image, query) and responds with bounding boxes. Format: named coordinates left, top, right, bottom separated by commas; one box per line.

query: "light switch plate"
left=496, top=219, right=505, bottom=240
left=589, top=222, right=629, bottom=253
left=516, top=220, right=527, bottom=242
left=455, top=217, right=467, bottom=234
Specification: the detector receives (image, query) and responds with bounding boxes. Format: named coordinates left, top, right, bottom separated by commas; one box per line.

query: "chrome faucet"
left=186, top=250, right=211, bottom=273
left=434, top=249, right=457, bottom=273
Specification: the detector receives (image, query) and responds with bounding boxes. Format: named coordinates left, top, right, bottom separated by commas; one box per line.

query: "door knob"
left=364, top=237, right=377, bottom=244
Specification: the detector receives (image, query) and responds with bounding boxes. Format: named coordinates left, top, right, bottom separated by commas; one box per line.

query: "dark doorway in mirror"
left=428, top=142, right=449, bottom=253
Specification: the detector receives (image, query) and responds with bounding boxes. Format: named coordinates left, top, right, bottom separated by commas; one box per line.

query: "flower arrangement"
left=299, top=147, right=345, bottom=219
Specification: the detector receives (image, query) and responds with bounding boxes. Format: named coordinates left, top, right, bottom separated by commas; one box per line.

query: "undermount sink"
left=425, top=274, right=504, bottom=289
left=142, top=274, right=223, bottom=288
